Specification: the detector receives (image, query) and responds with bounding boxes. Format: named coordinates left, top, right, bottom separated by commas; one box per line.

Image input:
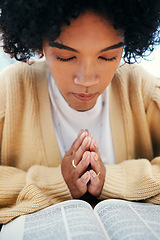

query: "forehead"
left=56, top=12, right=124, bottom=53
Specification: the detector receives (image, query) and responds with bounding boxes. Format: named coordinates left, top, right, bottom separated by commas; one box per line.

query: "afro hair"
left=0, top=0, right=160, bottom=63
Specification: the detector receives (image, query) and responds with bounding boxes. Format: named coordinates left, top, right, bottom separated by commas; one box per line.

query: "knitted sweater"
left=0, top=60, right=160, bottom=224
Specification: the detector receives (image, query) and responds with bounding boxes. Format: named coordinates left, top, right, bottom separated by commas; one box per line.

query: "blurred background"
left=140, top=45, right=160, bottom=78
left=0, top=44, right=160, bottom=77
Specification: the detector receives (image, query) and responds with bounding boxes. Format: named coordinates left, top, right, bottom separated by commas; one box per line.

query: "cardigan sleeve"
left=0, top=111, right=72, bottom=224
left=0, top=64, right=72, bottom=224
left=99, top=69, right=160, bottom=203
left=0, top=165, right=72, bottom=224
left=99, top=158, right=160, bottom=202
left=0, top=104, right=72, bottom=224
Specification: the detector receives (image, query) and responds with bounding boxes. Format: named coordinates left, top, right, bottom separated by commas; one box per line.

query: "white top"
left=48, top=72, right=115, bottom=165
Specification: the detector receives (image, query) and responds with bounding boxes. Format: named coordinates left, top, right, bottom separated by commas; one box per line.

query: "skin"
left=43, top=11, right=124, bottom=198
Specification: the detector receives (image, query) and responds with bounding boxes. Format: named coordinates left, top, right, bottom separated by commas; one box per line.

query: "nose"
left=74, top=60, right=99, bottom=87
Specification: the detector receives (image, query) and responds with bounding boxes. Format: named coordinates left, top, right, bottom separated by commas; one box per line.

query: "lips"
left=73, top=93, right=97, bottom=101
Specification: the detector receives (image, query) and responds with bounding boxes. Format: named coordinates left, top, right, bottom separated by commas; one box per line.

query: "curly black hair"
left=0, top=0, right=160, bottom=63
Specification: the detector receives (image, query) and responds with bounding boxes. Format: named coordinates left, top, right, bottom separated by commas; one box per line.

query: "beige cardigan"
left=0, top=60, right=160, bottom=223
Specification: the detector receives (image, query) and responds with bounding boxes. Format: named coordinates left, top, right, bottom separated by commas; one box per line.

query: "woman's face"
left=43, top=11, right=124, bottom=111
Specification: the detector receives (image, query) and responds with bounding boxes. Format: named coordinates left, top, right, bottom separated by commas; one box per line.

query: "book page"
left=94, top=199, right=160, bottom=240
left=1, top=199, right=109, bottom=240
left=0, top=215, right=25, bottom=240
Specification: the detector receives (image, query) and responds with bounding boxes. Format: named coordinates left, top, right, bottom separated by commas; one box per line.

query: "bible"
left=1, top=199, right=160, bottom=240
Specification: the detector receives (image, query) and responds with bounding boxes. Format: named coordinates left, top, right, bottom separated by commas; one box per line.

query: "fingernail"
left=84, top=171, right=89, bottom=179
left=94, top=154, right=98, bottom=161
left=91, top=152, right=98, bottom=162
left=85, top=129, right=89, bottom=134
left=91, top=170, right=96, bottom=178
left=80, top=131, right=86, bottom=140
left=83, top=151, right=89, bottom=160
left=83, top=137, right=91, bottom=146
left=78, top=129, right=84, bottom=137
left=90, top=134, right=94, bottom=139
left=93, top=139, right=98, bottom=148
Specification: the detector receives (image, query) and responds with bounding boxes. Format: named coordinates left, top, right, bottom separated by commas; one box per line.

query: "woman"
left=0, top=0, right=160, bottom=224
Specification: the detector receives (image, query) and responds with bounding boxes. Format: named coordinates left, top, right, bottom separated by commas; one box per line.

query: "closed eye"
left=56, top=56, right=76, bottom=62
left=98, top=56, right=116, bottom=61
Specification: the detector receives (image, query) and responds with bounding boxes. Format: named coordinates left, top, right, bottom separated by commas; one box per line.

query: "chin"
left=71, top=103, right=96, bottom=112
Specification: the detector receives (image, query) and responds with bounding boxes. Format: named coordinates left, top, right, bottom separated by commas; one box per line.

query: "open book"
left=1, top=199, right=160, bottom=240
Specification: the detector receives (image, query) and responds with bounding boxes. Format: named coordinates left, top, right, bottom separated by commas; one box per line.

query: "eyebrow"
left=49, top=41, right=124, bottom=53
left=100, top=42, right=124, bottom=52
left=49, top=42, right=78, bottom=53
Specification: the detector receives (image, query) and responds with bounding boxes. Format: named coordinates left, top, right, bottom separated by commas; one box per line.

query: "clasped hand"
left=61, top=130, right=106, bottom=198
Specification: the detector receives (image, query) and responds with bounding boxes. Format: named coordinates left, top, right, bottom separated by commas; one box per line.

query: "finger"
left=90, top=152, right=101, bottom=174
left=66, top=130, right=88, bottom=157
left=74, top=136, right=92, bottom=166
left=84, top=130, right=93, bottom=140
left=76, top=171, right=90, bottom=195
left=88, top=170, right=100, bottom=196
left=90, top=134, right=94, bottom=140
left=77, top=129, right=84, bottom=137
left=84, top=129, right=90, bottom=135
left=73, top=130, right=90, bottom=151
left=89, top=170, right=100, bottom=185
left=76, top=151, right=90, bottom=178
left=88, top=170, right=100, bottom=189
left=90, top=138, right=99, bottom=152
